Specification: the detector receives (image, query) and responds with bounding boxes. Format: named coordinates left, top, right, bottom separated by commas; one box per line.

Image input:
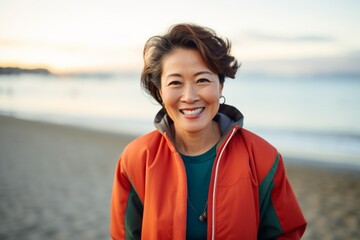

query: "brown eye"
left=168, top=80, right=181, bottom=86
left=197, top=78, right=210, bottom=83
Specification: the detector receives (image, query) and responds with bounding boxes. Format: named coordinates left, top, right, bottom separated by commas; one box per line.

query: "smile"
left=180, top=107, right=204, bottom=116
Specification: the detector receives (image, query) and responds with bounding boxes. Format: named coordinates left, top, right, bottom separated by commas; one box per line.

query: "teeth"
left=182, top=108, right=203, bottom=116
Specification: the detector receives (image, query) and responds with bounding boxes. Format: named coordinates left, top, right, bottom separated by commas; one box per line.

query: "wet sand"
left=0, top=115, right=359, bottom=239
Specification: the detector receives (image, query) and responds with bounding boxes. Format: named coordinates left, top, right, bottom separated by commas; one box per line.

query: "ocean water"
left=1, top=74, right=359, bottom=167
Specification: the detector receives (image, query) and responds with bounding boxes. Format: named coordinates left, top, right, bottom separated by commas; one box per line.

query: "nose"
left=181, top=83, right=199, bottom=103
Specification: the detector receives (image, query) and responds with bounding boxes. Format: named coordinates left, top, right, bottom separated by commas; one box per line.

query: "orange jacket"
left=110, top=105, right=306, bottom=239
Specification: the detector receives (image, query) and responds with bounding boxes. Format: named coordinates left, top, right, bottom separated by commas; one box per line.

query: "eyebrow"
left=165, top=71, right=214, bottom=79
left=194, top=71, right=214, bottom=77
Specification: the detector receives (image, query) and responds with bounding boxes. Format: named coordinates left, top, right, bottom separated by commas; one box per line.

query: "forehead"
left=161, top=48, right=212, bottom=76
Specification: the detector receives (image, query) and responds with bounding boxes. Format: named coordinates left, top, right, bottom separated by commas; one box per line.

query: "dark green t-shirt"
left=180, top=144, right=216, bottom=240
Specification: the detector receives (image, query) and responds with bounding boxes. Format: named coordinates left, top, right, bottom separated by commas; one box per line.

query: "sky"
left=0, top=0, right=359, bottom=76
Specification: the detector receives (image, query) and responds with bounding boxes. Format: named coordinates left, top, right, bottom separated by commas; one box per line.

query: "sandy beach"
left=0, top=115, right=359, bottom=240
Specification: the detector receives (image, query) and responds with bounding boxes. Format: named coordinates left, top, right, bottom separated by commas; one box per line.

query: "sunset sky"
left=0, top=0, right=359, bottom=76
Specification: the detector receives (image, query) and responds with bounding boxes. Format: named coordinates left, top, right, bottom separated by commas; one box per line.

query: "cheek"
left=160, top=90, right=176, bottom=108
left=206, top=88, right=222, bottom=102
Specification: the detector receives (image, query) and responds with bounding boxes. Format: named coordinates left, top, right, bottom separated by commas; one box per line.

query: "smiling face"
left=160, top=48, right=223, bottom=135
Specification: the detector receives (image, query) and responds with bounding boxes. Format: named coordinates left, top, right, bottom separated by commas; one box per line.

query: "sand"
left=0, top=115, right=359, bottom=239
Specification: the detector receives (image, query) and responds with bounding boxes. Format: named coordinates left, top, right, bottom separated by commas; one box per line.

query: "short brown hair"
left=141, top=23, right=240, bottom=105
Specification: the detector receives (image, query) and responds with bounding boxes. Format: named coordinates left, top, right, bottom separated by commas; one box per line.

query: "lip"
left=180, top=107, right=205, bottom=117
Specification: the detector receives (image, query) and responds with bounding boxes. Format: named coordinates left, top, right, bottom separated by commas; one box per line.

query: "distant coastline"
left=0, top=67, right=52, bottom=75
left=1, top=66, right=359, bottom=79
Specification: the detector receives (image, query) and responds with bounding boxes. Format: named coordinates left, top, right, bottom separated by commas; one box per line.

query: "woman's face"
left=160, top=48, right=223, bottom=135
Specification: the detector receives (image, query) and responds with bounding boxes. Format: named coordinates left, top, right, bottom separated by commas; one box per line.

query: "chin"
left=180, top=123, right=208, bottom=133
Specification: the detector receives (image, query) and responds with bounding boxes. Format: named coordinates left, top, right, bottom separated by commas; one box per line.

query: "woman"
left=110, top=23, right=306, bottom=240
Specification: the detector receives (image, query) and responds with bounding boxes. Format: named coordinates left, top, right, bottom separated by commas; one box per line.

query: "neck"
left=174, top=121, right=221, bottom=156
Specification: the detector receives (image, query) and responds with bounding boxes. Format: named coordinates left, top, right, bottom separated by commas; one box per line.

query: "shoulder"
left=126, top=130, right=162, bottom=149
left=237, top=128, right=280, bottom=182
left=120, top=130, right=174, bottom=171
left=121, top=130, right=163, bottom=160
left=238, top=128, right=277, bottom=155
left=116, top=130, right=164, bottom=200
left=118, top=130, right=164, bottom=188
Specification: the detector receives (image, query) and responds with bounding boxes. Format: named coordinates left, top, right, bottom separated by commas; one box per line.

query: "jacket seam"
left=211, top=127, right=238, bottom=240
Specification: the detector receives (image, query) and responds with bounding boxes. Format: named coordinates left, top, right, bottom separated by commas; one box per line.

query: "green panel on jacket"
left=125, top=186, right=143, bottom=240
left=258, top=155, right=283, bottom=239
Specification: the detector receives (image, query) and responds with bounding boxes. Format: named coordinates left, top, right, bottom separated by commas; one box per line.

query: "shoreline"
left=3, top=113, right=360, bottom=170
left=285, top=156, right=360, bottom=174
left=0, top=115, right=359, bottom=239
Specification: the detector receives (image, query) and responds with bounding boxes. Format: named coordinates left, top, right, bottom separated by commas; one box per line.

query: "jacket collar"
left=154, top=104, right=244, bottom=142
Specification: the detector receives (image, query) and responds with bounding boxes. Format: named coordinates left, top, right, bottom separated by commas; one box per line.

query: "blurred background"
left=0, top=0, right=359, bottom=239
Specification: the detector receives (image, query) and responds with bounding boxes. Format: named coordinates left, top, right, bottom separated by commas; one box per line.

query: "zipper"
left=211, top=127, right=238, bottom=240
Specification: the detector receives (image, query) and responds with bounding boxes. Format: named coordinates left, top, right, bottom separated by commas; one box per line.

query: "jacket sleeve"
left=110, top=156, right=143, bottom=240
left=258, top=154, right=307, bottom=240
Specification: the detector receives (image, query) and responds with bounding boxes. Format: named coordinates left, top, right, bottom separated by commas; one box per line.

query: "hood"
left=154, top=104, right=244, bottom=141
